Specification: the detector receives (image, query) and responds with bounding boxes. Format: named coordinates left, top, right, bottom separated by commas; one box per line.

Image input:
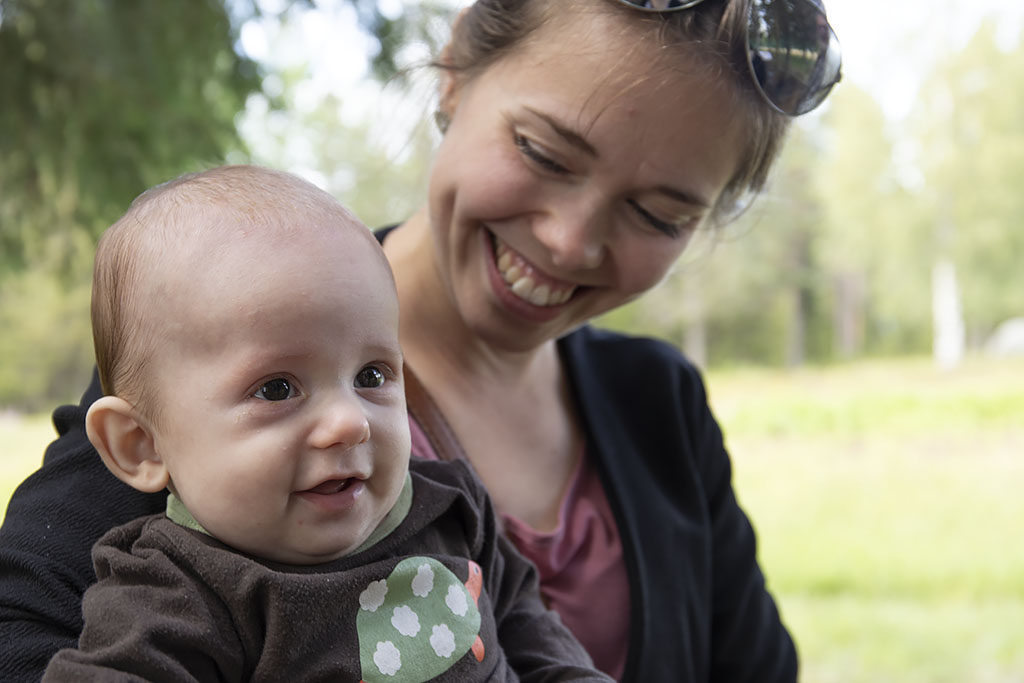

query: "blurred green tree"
left=814, top=83, right=934, bottom=357
left=911, top=19, right=1024, bottom=347
left=0, top=0, right=264, bottom=270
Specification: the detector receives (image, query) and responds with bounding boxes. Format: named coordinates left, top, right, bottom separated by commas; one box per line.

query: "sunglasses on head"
left=616, top=0, right=842, bottom=116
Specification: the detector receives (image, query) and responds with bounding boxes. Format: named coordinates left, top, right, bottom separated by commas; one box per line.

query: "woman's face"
left=426, top=8, right=746, bottom=352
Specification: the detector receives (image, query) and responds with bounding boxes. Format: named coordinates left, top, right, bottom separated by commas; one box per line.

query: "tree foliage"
left=911, top=19, right=1024, bottom=343
left=347, top=0, right=452, bottom=82
left=0, top=0, right=267, bottom=270
left=815, top=84, right=932, bottom=356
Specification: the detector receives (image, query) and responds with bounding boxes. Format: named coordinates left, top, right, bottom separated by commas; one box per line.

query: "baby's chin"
left=251, top=537, right=367, bottom=566
left=210, top=523, right=369, bottom=566
left=269, top=514, right=393, bottom=565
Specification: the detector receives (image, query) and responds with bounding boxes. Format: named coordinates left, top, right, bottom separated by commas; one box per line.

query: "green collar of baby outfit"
left=165, top=492, right=210, bottom=535
left=164, top=472, right=414, bottom=557
left=350, top=472, right=413, bottom=555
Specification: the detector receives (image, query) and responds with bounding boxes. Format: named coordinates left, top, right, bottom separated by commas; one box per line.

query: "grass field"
left=0, top=411, right=53, bottom=520
left=2, top=356, right=1023, bottom=681
left=706, top=357, right=1024, bottom=682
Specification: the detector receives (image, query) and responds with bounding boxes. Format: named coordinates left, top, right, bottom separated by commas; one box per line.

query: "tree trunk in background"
left=834, top=271, right=865, bottom=358
left=682, top=279, right=707, bottom=368
left=786, top=285, right=810, bottom=367
left=786, top=234, right=813, bottom=367
left=932, top=258, right=965, bottom=369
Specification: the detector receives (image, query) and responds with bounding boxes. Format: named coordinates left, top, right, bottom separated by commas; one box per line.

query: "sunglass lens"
left=747, top=0, right=842, bottom=114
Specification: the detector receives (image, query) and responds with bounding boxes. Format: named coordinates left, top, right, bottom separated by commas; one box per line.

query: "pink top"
left=409, top=416, right=631, bottom=680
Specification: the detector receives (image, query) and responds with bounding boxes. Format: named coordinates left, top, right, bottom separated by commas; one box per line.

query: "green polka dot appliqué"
left=357, top=557, right=485, bottom=682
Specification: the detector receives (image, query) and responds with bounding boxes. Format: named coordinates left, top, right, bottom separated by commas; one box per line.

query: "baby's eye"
left=355, top=366, right=386, bottom=389
left=255, top=378, right=296, bottom=401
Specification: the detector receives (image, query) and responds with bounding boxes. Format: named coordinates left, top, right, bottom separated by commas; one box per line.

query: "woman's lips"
left=491, top=234, right=577, bottom=307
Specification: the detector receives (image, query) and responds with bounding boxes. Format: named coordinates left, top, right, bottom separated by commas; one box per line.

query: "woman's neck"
left=382, top=210, right=581, bottom=531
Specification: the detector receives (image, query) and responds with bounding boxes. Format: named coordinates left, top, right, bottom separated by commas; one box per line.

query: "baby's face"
left=146, top=220, right=410, bottom=564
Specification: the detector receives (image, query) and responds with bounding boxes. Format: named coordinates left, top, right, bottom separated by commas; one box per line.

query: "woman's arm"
left=0, top=370, right=166, bottom=682
left=681, top=363, right=798, bottom=682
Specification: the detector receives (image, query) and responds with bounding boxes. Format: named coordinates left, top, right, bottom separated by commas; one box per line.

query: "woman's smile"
left=481, top=229, right=580, bottom=325
left=491, top=232, right=578, bottom=307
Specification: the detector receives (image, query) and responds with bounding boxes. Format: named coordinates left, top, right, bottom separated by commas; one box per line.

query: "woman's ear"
left=86, top=396, right=169, bottom=493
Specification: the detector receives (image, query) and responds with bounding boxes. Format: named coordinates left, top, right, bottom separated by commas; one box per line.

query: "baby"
left=43, top=165, right=611, bottom=682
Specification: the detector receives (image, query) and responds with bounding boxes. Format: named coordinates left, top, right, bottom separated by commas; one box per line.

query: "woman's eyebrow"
left=524, top=107, right=598, bottom=157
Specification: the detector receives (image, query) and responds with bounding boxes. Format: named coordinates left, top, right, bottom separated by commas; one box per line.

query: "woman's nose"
left=533, top=197, right=608, bottom=270
left=308, top=393, right=370, bottom=450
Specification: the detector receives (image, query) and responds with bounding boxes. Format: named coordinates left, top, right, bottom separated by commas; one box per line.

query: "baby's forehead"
left=143, top=196, right=369, bottom=262
left=145, top=217, right=392, bottom=345
left=160, top=199, right=385, bottom=275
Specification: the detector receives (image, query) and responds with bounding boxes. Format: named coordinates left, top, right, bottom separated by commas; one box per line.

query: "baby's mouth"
left=492, top=236, right=577, bottom=307
left=305, top=478, right=355, bottom=495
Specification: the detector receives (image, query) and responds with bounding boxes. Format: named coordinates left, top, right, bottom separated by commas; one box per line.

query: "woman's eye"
left=355, top=366, right=386, bottom=389
left=627, top=199, right=687, bottom=238
left=515, top=134, right=568, bottom=175
left=255, top=378, right=295, bottom=401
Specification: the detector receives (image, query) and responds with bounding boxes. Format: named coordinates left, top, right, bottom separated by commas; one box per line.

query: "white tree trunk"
left=932, top=259, right=965, bottom=369
left=681, top=279, right=707, bottom=368
left=834, top=271, right=865, bottom=359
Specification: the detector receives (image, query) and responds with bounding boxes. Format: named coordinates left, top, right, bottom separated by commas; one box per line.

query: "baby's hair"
left=91, top=165, right=371, bottom=421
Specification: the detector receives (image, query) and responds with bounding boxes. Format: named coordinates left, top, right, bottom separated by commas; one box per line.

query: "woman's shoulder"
left=559, top=325, right=706, bottom=391
left=561, top=324, right=691, bottom=360
left=558, top=325, right=716, bottom=463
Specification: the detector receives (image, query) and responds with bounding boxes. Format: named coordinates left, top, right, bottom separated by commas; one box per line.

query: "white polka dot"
left=430, top=623, right=457, bottom=658
left=411, top=563, right=435, bottom=597
left=391, top=605, right=421, bottom=637
left=445, top=584, right=468, bottom=617
left=373, top=640, right=401, bottom=676
left=359, top=579, right=388, bottom=612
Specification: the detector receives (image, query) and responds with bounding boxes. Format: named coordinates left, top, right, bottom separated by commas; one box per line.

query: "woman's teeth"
left=495, top=242, right=575, bottom=307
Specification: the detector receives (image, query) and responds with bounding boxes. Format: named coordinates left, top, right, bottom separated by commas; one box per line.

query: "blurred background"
left=1, top=0, right=1022, bottom=680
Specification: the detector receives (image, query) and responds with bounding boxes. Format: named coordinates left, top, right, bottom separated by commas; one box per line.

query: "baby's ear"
left=86, top=396, right=169, bottom=493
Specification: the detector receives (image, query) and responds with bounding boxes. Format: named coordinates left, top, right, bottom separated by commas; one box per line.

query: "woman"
left=0, top=0, right=841, bottom=680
